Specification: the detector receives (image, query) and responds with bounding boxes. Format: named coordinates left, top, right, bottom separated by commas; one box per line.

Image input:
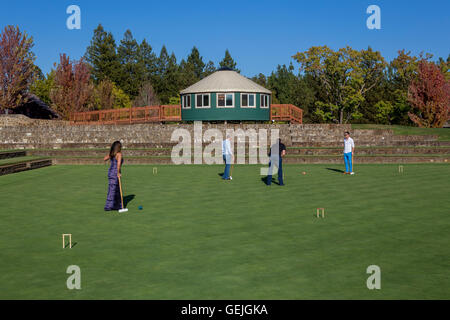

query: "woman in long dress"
left=104, top=141, right=124, bottom=211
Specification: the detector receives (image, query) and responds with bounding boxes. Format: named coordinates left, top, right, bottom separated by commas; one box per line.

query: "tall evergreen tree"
left=186, top=46, right=205, bottom=80
left=156, top=45, right=170, bottom=77
left=160, top=52, right=181, bottom=104
left=117, top=29, right=143, bottom=98
left=219, top=49, right=239, bottom=72
left=138, top=38, right=158, bottom=83
left=268, top=63, right=315, bottom=119
left=154, top=46, right=182, bottom=104
left=251, top=73, right=267, bottom=87
left=179, top=58, right=197, bottom=88
left=85, top=24, right=121, bottom=84
left=203, top=60, right=216, bottom=77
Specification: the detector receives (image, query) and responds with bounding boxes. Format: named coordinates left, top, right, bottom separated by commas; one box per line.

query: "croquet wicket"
left=62, top=234, right=72, bottom=249
left=398, top=165, right=404, bottom=173
left=316, top=208, right=325, bottom=218
left=153, top=167, right=158, bottom=174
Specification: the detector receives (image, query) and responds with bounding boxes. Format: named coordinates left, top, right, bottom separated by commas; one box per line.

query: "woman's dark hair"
left=109, top=141, right=122, bottom=159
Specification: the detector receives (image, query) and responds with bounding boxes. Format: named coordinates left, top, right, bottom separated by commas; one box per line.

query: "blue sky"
left=1, top=0, right=449, bottom=77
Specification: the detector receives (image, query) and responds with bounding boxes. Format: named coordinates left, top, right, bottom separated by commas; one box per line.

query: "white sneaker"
left=230, top=176, right=233, bottom=180
left=350, top=172, right=355, bottom=175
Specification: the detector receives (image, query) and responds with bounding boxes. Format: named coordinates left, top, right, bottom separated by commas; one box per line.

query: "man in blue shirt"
left=267, top=138, right=286, bottom=186
left=222, top=135, right=233, bottom=180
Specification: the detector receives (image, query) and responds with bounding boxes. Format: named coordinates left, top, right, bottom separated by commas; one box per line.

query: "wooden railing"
left=70, top=103, right=303, bottom=124
left=70, top=105, right=182, bottom=124
left=270, top=104, right=303, bottom=124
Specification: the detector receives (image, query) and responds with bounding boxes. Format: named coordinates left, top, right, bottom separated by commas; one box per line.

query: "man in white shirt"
left=222, top=135, right=233, bottom=180
left=343, top=131, right=355, bottom=175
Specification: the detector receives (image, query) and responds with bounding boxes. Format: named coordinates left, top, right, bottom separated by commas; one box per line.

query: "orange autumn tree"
left=50, top=54, right=93, bottom=119
left=408, top=60, right=450, bottom=128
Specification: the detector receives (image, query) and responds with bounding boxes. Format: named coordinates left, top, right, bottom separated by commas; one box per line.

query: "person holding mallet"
left=267, top=138, right=286, bottom=186
left=343, top=131, right=355, bottom=175
left=103, top=141, right=127, bottom=212
left=222, top=135, right=234, bottom=180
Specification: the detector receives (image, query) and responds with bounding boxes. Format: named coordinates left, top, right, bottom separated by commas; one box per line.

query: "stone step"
left=0, top=150, right=26, bottom=160
left=26, top=146, right=450, bottom=157
left=291, top=140, right=450, bottom=147
left=286, top=148, right=450, bottom=155
left=50, top=155, right=449, bottom=165
left=0, top=158, right=52, bottom=176
left=0, top=143, right=177, bottom=149
left=283, top=156, right=449, bottom=164
left=291, top=135, right=438, bottom=143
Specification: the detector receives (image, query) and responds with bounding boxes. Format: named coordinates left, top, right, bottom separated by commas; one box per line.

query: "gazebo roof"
left=180, top=69, right=271, bottom=95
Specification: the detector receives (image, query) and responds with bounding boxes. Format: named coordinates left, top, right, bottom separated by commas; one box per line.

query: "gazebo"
left=180, top=67, right=272, bottom=121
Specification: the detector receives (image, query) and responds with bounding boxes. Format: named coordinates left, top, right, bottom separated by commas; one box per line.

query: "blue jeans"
left=267, top=155, right=284, bottom=185
left=223, top=154, right=231, bottom=179
left=344, top=152, right=352, bottom=172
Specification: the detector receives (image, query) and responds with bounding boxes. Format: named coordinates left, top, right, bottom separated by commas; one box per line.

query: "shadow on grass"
left=261, top=176, right=280, bottom=185
left=124, top=194, right=135, bottom=207
left=65, top=242, right=77, bottom=248
left=326, top=168, right=345, bottom=174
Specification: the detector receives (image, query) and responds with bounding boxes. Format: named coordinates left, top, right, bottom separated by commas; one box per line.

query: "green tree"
left=91, top=78, right=131, bottom=110
left=373, top=100, right=394, bottom=124
left=187, top=46, right=205, bottom=80
left=153, top=47, right=183, bottom=104
left=382, top=50, right=421, bottom=124
left=268, top=64, right=299, bottom=103
left=219, top=49, right=239, bottom=72
left=251, top=73, right=267, bottom=87
left=179, top=59, right=197, bottom=89
left=161, top=53, right=181, bottom=104
left=112, top=85, right=132, bottom=109
left=293, top=46, right=386, bottom=124
left=30, top=70, right=55, bottom=106
left=138, top=38, right=158, bottom=83
left=203, top=60, right=216, bottom=77
left=437, top=54, right=450, bottom=81
left=153, top=45, right=170, bottom=100
left=117, top=29, right=144, bottom=98
left=85, top=24, right=121, bottom=84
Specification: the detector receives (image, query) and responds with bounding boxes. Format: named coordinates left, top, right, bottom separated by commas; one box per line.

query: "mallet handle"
left=118, top=176, right=124, bottom=210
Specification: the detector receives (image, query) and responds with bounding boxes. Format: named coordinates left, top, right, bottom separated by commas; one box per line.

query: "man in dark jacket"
left=267, top=138, right=286, bottom=186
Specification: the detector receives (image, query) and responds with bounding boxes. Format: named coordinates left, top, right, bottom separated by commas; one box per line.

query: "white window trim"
left=240, top=93, right=256, bottom=108
left=182, top=95, right=191, bottom=109
left=260, top=94, right=270, bottom=109
left=195, top=93, right=211, bottom=109
left=216, top=92, right=234, bottom=108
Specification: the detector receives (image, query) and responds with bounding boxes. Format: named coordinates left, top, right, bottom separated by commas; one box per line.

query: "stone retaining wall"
left=0, top=116, right=442, bottom=149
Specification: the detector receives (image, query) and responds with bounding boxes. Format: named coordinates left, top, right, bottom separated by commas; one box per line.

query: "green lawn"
left=352, top=124, right=450, bottom=141
left=0, top=164, right=449, bottom=299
